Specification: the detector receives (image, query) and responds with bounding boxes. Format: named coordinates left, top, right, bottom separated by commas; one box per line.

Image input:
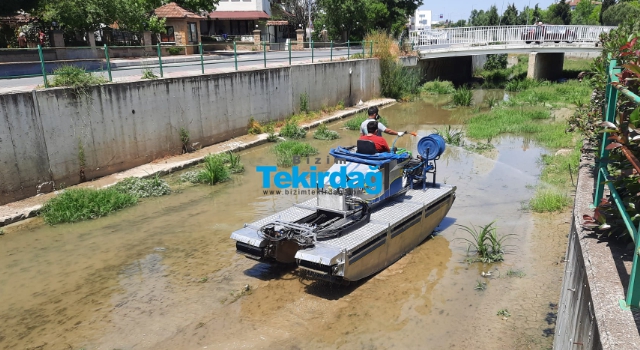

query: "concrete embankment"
left=0, top=59, right=381, bottom=206
left=554, top=148, right=640, bottom=349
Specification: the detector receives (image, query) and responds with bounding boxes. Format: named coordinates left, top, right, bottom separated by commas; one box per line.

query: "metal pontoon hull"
left=231, top=184, right=456, bottom=282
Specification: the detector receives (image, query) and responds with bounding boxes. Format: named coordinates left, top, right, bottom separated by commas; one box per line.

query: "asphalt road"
left=0, top=48, right=363, bottom=92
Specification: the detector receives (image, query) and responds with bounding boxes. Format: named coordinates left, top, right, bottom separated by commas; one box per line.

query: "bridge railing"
left=409, top=25, right=616, bottom=47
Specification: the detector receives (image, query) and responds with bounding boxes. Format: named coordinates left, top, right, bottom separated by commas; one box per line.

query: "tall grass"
left=49, top=65, right=107, bottom=89
left=274, top=140, right=319, bottom=167
left=198, top=154, right=230, bottom=185
left=112, top=176, right=171, bottom=198
left=40, top=188, right=138, bottom=225
left=505, top=78, right=542, bottom=92
left=420, top=79, right=455, bottom=95
left=279, top=119, right=307, bottom=139
left=313, top=123, right=340, bottom=140
left=458, top=221, right=513, bottom=263
left=529, top=189, right=571, bottom=212
left=344, top=113, right=389, bottom=131
left=452, top=86, right=473, bottom=106
left=434, top=125, right=464, bottom=146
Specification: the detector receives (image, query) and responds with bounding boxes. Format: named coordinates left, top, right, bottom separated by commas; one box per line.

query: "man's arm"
left=383, top=128, right=399, bottom=136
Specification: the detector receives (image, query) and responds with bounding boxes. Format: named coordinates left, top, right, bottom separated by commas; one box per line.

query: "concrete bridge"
left=408, top=25, right=615, bottom=82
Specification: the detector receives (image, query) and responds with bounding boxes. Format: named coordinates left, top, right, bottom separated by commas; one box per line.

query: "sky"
left=420, top=0, right=558, bottom=22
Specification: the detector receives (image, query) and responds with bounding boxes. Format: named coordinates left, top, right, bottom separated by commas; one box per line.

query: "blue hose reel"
left=417, top=134, right=446, bottom=160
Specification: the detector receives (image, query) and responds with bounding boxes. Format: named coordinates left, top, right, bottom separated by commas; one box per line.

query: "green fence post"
left=263, top=41, right=267, bottom=68
left=361, top=41, right=365, bottom=57
left=311, top=40, right=314, bottom=63
left=347, top=40, right=350, bottom=59
left=104, top=44, right=112, bottom=82
left=330, top=40, right=333, bottom=61
left=37, top=44, right=48, bottom=88
left=288, top=40, right=292, bottom=66
left=370, top=40, right=373, bottom=57
left=234, top=41, right=238, bottom=70
left=156, top=43, right=164, bottom=78
left=594, top=60, right=618, bottom=207
left=200, top=42, right=204, bottom=74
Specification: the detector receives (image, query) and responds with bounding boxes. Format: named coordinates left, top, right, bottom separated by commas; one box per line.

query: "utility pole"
left=527, top=0, right=531, bottom=25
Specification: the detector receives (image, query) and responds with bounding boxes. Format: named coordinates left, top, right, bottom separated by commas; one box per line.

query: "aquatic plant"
left=198, top=154, right=230, bottom=185
left=40, top=188, right=138, bottom=225
left=459, top=221, right=513, bottom=263
left=279, top=119, right=307, bottom=139
left=112, top=175, right=171, bottom=198
left=529, top=189, right=571, bottom=213
left=433, top=125, right=464, bottom=146
left=344, top=113, right=389, bottom=131
left=506, top=269, right=526, bottom=278
left=497, top=309, right=511, bottom=317
left=420, top=79, right=456, bottom=95
left=225, top=151, right=244, bottom=173
left=452, top=86, right=473, bottom=107
left=313, top=123, right=340, bottom=140
left=274, top=140, right=319, bottom=167
left=474, top=280, right=487, bottom=291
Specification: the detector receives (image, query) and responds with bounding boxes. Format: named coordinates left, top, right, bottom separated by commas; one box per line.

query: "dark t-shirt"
left=359, top=134, right=390, bottom=153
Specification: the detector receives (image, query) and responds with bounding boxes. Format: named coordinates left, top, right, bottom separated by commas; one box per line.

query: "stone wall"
left=0, top=59, right=381, bottom=204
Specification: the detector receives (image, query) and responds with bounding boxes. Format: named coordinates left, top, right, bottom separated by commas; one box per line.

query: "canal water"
left=0, top=92, right=569, bottom=349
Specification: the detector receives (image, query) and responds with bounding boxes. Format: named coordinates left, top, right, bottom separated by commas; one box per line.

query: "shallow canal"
left=0, top=93, right=569, bottom=349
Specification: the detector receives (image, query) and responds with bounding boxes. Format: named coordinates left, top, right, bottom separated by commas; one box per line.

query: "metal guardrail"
left=593, top=58, right=640, bottom=310
left=409, top=25, right=616, bottom=47
left=0, top=40, right=374, bottom=88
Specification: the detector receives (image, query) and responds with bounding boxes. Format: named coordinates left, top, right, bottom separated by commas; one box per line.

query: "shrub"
left=167, top=46, right=184, bottom=55
left=529, top=189, right=571, bottom=212
left=274, top=140, right=319, bottom=167
left=198, top=154, right=230, bottom=185
left=49, top=65, right=107, bottom=89
left=452, top=86, right=473, bottom=106
left=279, top=119, right=307, bottom=139
left=420, top=79, right=456, bottom=95
left=141, top=68, right=158, bottom=80
left=248, top=117, right=263, bottom=134
left=112, top=176, right=171, bottom=198
left=313, top=123, right=340, bottom=140
left=40, top=188, right=138, bottom=225
left=484, top=54, right=508, bottom=70
left=299, top=92, right=309, bottom=113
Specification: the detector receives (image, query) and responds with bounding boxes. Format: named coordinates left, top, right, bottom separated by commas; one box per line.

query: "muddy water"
left=0, top=95, right=569, bottom=350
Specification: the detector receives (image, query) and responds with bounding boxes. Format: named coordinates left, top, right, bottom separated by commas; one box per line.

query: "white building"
left=201, top=0, right=271, bottom=37
left=411, top=10, right=432, bottom=31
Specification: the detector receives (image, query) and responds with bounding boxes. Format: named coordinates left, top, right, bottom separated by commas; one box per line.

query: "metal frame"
left=593, top=58, right=640, bottom=310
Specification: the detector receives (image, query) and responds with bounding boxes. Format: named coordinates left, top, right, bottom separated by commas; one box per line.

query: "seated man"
left=359, top=121, right=390, bottom=153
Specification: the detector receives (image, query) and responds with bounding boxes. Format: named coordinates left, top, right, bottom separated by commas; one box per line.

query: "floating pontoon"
left=231, top=134, right=456, bottom=283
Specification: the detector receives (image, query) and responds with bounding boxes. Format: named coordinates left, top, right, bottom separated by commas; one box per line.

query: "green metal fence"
left=0, top=40, right=376, bottom=89
left=593, top=58, right=640, bottom=310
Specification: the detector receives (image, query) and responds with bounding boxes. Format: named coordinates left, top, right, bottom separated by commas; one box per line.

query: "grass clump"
left=434, top=125, right=464, bottom=146
left=529, top=189, right=571, bottom=213
left=345, top=113, right=389, bottom=131
left=539, top=148, right=580, bottom=189
left=452, top=86, right=473, bottom=106
left=459, top=221, right=513, bottom=263
left=40, top=188, right=138, bottom=225
left=49, top=65, right=107, bottom=89
left=420, top=79, right=455, bottom=95
left=112, top=176, right=171, bottom=198
left=463, top=142, right=495, bottom=154
left=299, top=92, right=309, bottom=113
left=141, top=68, right=158, bottom=80
left=313, top=123, right=340, bottom=140
left=505, top=78, right=541, bottom=92
left=274, top=140, right=319, bottom=167
left=198, top=154, right=230, bottom=185
left=265, top=124, right=278, bottom=142
left=497, top=309, right=511, bottom=317
left=247, top=117, right=263, bottom=135
left=506, top=269, right=526, bottom=278
left=279, top=119, right=307, bottom=139
left=167, top=46, right=184, bottom=55
left=475, top=280, right=488, bottom=291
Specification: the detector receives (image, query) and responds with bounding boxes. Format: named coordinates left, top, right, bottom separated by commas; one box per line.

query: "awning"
left=208, top=11, right=270, bottom=20
left=266, top=20, right=289, bottom=26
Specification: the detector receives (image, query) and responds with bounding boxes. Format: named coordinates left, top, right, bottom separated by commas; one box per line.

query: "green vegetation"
left=497, top=309, right=511, bottom=317
left=433, top=125, right=464, bottom=146
left=506, top=269, right=526, bottom=278
left=484, top=54, right=507, bottom=71
left=299, top=92, right=309, bottom=113
left=247, top=117, right=263, bottom=135
left=197, top=154, right=230, bottom=185
left=459, top=221, right=513, bottom=263
left=265, top=124, right=278, bottom=142
left=225, top=151, right=244, bottom=174
left=529, top=189, right=571, bottom=213
left=167, top=46, right=184, bottom=55
left=505, top=78, right=542, bottom=92
left=279, top=119, right=307, bottom=139
left=475, top=280, right=487, bottom=291
left=452, top=86, right=473, bottom=107
left=463, top=142, right=495, bottom=154
left=112, top=176, right=171, bottom=198
left=345, top=113, right=388, bottom=131
left=40, top=188, right=137, bottom=225
left=274, top=140, right=319, bottom=167
left=313, top=123, right=340, bottom=140
left=49, top=65, right=107, bottom=89
left=141, top=68, right=158, bottom=80
left=180, top=127, right=190, bottom=153
left=420, top=79, right=455, bottom=95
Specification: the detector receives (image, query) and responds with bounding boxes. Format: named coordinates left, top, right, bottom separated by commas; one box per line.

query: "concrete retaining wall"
left=0, top=59, right=380, bottom=205
left=418, top=56, right=473, bottom=85
left=554, top=150, right=640, bottom=349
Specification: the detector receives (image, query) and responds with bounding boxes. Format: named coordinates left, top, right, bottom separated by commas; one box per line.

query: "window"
left=187, top=22, right=197, bottom=43
left=160, top=26, right=175, bottom=42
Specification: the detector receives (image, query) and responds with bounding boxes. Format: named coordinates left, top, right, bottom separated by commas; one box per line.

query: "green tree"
left=517, top=6, right=532, bottom=25
left=547, top=0, right=571, bottom=24
left=571, top=0, right=596, bottom=24
left=589, top=5, right=602, bottom=24
left=486, top=5, right=500, bottom=25
left=500, top=3, right=518, bottom=25
left=532, top=4, right=542, bottom=23
left=600, top=0, right=616, bottom=25
left=602, top=2, right=640, bottom=26
left=0, top=0, right=39, bottom=16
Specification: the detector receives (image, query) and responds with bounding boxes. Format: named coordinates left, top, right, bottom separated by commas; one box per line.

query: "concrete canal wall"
left=0, top=59, right=381, bottom=205
left=554, top=150, right=640, bottom=350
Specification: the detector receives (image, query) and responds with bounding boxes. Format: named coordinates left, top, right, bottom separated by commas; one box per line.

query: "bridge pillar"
left=418, top=56, right=472, bottom=85
left=527, top=52, right=564, bottom=81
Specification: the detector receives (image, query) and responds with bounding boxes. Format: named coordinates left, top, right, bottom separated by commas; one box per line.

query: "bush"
left=167, top=46, right=184, bottom=55
left=40, top=188, right=138, bottom=225
left=274, top=140, right=319, bottom=167
left=112, top=176, right=171, bottom=198
left=198, top=154, right=230, bottom=185
left=484, top=54, right=508, bottom=70
left=420, top=79, right=455, bottom=95
left=313, top=123, right=340, bottom=140
left=141, top=68, right=158, bottom=80
left=452, top=86, right=473, bottom=106
left=248, top=117, right=263, bottom=134
left=49, top=65, right=107, bottom=89
left=279, top=119, right=307, bottom=139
